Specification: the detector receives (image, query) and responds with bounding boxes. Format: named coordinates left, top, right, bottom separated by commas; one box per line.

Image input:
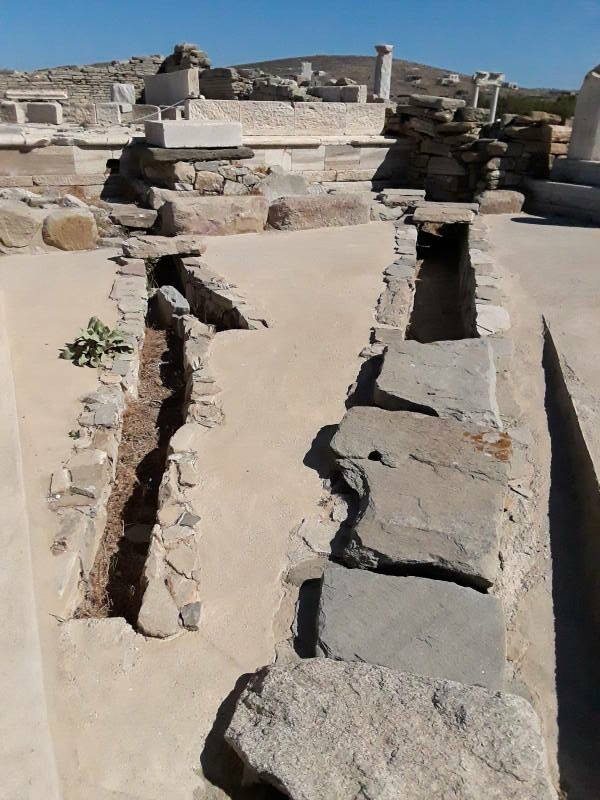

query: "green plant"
left=60, top=317, right=133, bottom=368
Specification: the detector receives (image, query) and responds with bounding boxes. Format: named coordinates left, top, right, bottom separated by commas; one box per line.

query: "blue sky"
left=1, top=0, right=598, bottom=89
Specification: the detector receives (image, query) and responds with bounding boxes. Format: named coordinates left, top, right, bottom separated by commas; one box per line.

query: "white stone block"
left=294, top=103, right=347, bottom=135
left=25, top=101, right=63, bottom=124
left=345, top=104, right=386, bottom=135
left=185, top=99, right=241, bottom=122
left=95, top=102, right=122, bottom=125
left=111, top=83, right=136, bottom=104
left=240, top=101, right=295, bottom=135
left=144, top=69, right=200, bottom=106
left=144, top=120, right=242, bottom=149
left=324, top=144, right=360, bottom=170
left=291, top=145, right=325, bottom=172
left=0, top=101, right=25, bottom=123
left=358, top=146, right=390, bottom=170
left=264, top=148, right=293, bottom=171
left=133, top=104, right=161, bottom=122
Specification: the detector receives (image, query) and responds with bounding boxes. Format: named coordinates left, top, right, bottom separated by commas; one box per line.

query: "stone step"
left=317, top=562, right=505, bottom=690
left=525, top=178, right=600, bottom=224
left=551, top=157, right=600, bottom=188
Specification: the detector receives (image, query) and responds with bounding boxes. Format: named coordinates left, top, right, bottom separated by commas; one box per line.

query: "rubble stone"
left=225, top=660, right=557, bottom=800
left=42, top=209, right=98, bottom=251
left=158, top=195, right=268, bottom=236
left=268, top=194, right=370, bottom=231
left=0, top=201, right=43, bottom=248
left=476, top=189, right=525, bottom=214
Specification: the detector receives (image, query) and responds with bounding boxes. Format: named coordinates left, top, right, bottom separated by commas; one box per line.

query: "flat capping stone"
left=131, top=144, right=255, bottom=163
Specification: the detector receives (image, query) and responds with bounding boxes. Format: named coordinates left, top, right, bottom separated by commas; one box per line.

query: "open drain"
left=80, top=324, right=185, bottom=623
left=407, top=224, right=473, bottom=343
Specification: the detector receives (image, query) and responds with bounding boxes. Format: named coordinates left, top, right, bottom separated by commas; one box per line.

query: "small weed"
left=60, top=317, right=133, bottom=368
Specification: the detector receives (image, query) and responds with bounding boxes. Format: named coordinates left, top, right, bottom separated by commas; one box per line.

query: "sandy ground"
left=50, top=224, right=394, bottom=800
left=0, top=248, right=119, bottom=799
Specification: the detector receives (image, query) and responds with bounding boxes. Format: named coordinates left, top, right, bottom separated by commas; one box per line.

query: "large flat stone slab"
left=132, top=144, right=254, bottom=163
left=144, top=120, right=242, bottom=149
left=225, top=660, right=557, bottom=800
left=317, top=562, right=505, bottom=690
left=268, top=194, right=371, bottom=231
left=331, top=407, right=509, bottom=587
left=158, top=195, right=268, bottom=236
left=374, top=338, right=502, bottom=429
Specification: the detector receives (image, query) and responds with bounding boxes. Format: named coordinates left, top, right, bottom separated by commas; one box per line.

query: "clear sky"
left=1, top=0, right=598, bottom=90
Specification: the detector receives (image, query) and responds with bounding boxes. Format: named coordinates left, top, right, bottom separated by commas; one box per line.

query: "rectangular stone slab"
left=132, top=144, right=255, bottom=163
left=374, top=338, right=502, bottom=429
left=317, top=562, right=505, bottom=690
left=331, top=407, right=509, bottom=587
left=225, top=660, right=557, bottom=800
left=144, top=120, right=242, bottom=149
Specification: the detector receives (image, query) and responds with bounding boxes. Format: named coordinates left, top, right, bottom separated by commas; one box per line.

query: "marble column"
left=568, top=64, right=600, bottom=161
left=300, top=61, right=312, bottom=83
left=374, top=44, right=394, bottom=100
left=472, top=82, right=481, bottom=108
left=488, top=85, right=501, bottom=123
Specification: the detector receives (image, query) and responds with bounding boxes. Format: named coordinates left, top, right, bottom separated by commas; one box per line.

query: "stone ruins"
left=1, top=37, right=599, bottom=800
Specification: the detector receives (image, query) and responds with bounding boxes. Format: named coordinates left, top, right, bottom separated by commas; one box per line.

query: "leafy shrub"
left=60, top=317, right=133, bottom=368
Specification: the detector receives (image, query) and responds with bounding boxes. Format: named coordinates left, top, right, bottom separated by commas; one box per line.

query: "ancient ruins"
left=1, top=37, right=600, bottom=800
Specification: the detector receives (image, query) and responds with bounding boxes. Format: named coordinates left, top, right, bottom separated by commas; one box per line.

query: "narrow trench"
left=406, top=225, right=470, bottom=343
left=80, top=260, right=186, bottom=624
left=543, top=329, right=600, bottom=800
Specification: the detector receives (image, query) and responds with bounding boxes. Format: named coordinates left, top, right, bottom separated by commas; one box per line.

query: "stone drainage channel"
left=49, top=238, right=267, bottom=638
left=45, top=214, right=597, bottom=797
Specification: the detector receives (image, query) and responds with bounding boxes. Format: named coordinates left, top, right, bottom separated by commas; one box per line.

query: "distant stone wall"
left=0, top=55, right=164, bottom=120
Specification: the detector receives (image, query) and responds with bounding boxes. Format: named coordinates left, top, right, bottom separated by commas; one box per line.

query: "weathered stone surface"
left=122, top=233, right=206, bottom=259
left=26, top=100, right=63, bottom=124
left=225, top=660, right=557, bottom=800
left=374, top=338, right=501, bottom=429
left=240, top=100, right=295, bottom=135
left=0, top=201, right=43, bottom=248
left=135, top=144, right=254, bottom=163
left=257, top=171, right=308, bottom=203
left=159, top=195, right=268, bottom=236
left=410, top=93, right=466, bottom=110
left=109, top=204, right=157, bottom=229
left=477, top=189, right=525, bottom=214
left=194, top=170, right=225, bottom=193
left=144, top=120, right=242, bottom=149
left=331, top=407, right=509, bottom=587
left=268, top=194, right=370, bottom=231
left=294, top=103, right=346, bottom=135
left=137, top=578, right=181, bottom=638
left=42, top=209, right=98, bottom=251
left=317, top=562, right=505, bottom=690
left=413, top=204, right=476, bottom=224
left=154, top=285, right=190, bottom=327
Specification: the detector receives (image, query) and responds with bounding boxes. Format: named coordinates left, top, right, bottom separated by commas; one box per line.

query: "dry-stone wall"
left=0, top=55, right=164, bottom=120
left=385, top=94, right=571, bottom=201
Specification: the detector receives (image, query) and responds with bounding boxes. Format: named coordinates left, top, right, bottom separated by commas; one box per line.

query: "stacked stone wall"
left=0, top=55, right=164, bottom=120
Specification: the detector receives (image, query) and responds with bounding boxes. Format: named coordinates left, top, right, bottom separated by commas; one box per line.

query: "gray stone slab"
left=134, top=144, right=255, bottom=163
left=154, top=286, right=190, bottom=328
left=225, top=660, right=557, bottom=800
left=317, top=562, right=505, bottom=690
left=374, top=338, right=502, bottom=429
left=331, top=407, right=509, bottom=587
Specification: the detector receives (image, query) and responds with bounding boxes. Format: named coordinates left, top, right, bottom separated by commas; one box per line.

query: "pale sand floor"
left=7, top=224, right=394, bottom=799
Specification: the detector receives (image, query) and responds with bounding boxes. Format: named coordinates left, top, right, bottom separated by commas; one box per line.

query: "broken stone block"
left=256, top=171, right=309, bottom=204
left=26, top=101, right=63, bottom=124
left=412, top=204, right=476, bottom=225
left=110, top=83, right=136, bottom=105
left=108, top=204, right=157, bottom=230
left=268, top=194, right=371, bottom=231
left=477, top=189, right=525, bottom=214
left=67, top=448, right=110, bottom=499
left=158, top=195, right=268, bottom=236
left=225, top=660, right=557, bottom=800
left=317, top=562, right=505, bottom=690
left=154, top=285, right=190, bottom=328
left=121, top=233, right=206, bottom=259
left=0, top=201, right=43, bottom=248
left=374, top=338, right=502, bottom=429
left=42, top=209, right=98, bottom=251
left=95, top=102, right=121, bottom=125
left=0, top=100, right=25, bottom=123
left=180, top=601, right=202, bottom=630
left=138, top=578, right=182, bottom=639
left=331, top=407, right=509, bottom=587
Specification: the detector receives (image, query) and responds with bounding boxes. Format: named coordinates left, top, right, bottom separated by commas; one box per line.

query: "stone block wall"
left=0, top=55, right=164, bottom=120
